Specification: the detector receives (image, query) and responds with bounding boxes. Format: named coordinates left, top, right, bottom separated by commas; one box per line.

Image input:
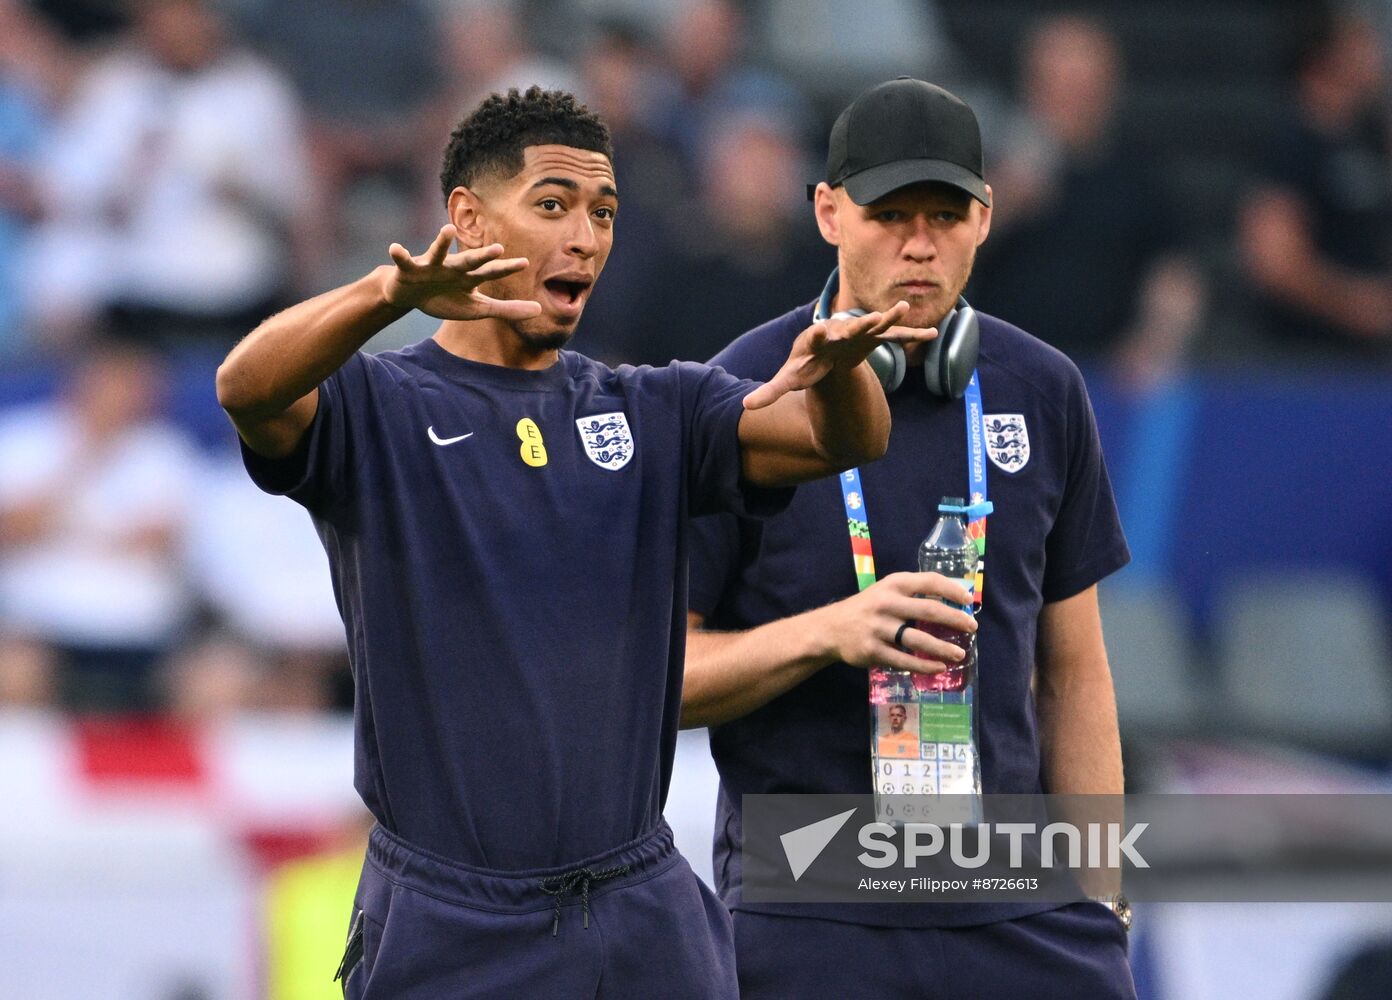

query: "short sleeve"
left=239, top=351, right=376, bottom=516
left=676, top=361, right=794, bottom=519
left=1041, top=372, right=1131, bottom=602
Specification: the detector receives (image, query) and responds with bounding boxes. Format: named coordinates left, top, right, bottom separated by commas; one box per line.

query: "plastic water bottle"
left=915, top=497, right=978, bottom=692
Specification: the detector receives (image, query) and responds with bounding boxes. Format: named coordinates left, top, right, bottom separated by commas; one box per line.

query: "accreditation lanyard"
left=838, top=371, right=990, bottom=606
left=843, top=371, right=992, bottom=821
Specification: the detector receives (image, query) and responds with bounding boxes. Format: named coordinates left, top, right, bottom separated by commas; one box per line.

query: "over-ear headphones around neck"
left=816, top=268, right=980, bottom=400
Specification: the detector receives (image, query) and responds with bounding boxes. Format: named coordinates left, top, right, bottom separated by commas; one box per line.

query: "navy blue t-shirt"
left=242, top=339, right=790, bottom=871
left=691, top=302, right=1130, bottom=927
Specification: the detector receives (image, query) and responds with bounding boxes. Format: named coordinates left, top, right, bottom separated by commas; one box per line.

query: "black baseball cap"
left=818, top=77, right=989, bottom=207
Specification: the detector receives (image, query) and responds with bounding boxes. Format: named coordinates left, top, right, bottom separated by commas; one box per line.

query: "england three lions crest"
left=576, top=412, right=634, bottom=470
left=983, top=413, right=1030, bottom=473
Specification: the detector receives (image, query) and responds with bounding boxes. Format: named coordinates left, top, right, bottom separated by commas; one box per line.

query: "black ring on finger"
left=894, top=622, right=911, bottom=650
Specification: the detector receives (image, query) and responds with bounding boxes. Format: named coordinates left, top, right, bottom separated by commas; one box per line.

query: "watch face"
left=1094, top=894, right=1132, bottom=931
left=1115, top=894, right=1133, bottom=931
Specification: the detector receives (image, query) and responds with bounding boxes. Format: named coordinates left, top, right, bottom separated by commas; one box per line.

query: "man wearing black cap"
left=683, top=78, right=1135, bottom=997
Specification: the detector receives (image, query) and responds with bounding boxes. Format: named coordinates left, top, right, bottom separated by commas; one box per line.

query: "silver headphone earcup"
left=939, top=302, right=980, bottom=399
left=867, top=342, right=907, bottom=392
left=923, top=300, right=981, bottom=399
left=921, top=320, right=946, bottom=397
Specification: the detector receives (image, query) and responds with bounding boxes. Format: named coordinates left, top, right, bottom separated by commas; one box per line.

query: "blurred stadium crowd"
left=3, top=2, right=1392, bottom=997
left=0, top=0, right=1390, bottom=730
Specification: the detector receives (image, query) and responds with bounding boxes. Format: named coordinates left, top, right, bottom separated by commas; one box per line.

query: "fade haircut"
left=439, top=86, right=613, bottom=201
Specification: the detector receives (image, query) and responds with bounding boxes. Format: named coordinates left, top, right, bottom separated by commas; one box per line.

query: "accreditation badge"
left=869, top=661, right=983, bottom=826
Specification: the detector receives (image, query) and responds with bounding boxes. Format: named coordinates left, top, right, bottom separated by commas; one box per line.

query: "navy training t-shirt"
left=241, top=339, right=790, bottom=871
left=691, top=302, right=1130, bottom=927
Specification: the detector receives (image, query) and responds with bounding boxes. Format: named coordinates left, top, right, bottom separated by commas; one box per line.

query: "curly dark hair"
left=439, top=86, right=613, bottom=201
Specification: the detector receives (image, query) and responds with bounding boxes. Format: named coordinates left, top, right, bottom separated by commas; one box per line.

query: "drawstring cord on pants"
left=538, top=864, right=631, bottom=936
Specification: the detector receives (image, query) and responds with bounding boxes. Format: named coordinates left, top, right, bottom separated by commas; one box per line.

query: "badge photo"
left=982, top=413, right=1030, bottom=473
left=575, top=412, right=634, bottom=470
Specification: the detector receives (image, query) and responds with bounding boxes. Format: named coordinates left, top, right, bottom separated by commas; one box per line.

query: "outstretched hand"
left=382, top=225, right=543, bottom=322
left=742, top=301, right=938, bottom=410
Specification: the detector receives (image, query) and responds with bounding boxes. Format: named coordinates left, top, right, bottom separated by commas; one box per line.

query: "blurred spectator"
left=25, top=0, right=311, bottom=349
left=0, top=0, right=70, bottom=360
left=159, top=632, right=263, bottom=721
left=252, top=0, right=441, bottom=266
left=261, top=648, right=348, bottom=714
left=433, top=1, right=580, bottom=115
left=618, top=111, right=831, bottom=366
left=0, top=342, right=200, bottom=709
left=161, top=632, right=346, bottom=718
left=572, top=19, right=687, bottom=363
left=622, top=0, right=821, bottom=364
left=652, top=0, right=811, bottom=194
left=0, top=0, right=79, bottom=359
left=761, top=0, right=954, bottom=101
left=0, top=636, right=57, bottom=707
left=969, top=15, right=1203, bottom=388
left=423, top=1, right=582, bottom=236
left=184, top=455, right=346, bottom=655
left=1239, top=5, right=1392, bottom=363
left=574, top=17, right=680, bottom=215
left=184, top=453, right=350, bottom=712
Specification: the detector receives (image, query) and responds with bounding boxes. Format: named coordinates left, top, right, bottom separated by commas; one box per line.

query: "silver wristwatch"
left=1090, top=892, right=1132, bottom=931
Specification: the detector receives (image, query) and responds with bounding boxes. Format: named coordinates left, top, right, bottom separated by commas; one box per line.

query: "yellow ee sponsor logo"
left=516, top=417, right=547, bottom=467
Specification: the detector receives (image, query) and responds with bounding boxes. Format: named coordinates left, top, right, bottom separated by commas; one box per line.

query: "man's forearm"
left=684, top=574, right=976, bottom=728
left=805, top=360, right=890, bottom=469
left=1037, top=667, right=1125, bottom=897
left=1036, top=668, right=1124, bottom=795
left=216, top=266, right=407, bottom=419
left=681, top=611, right=839, bottom=729
left=1035, top=589, right=1124, bottom=795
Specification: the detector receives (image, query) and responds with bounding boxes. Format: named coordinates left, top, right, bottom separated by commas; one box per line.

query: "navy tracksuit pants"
left=338, top=821, right=737, bottom=999
left=730, top=901, right=1136, bottom=999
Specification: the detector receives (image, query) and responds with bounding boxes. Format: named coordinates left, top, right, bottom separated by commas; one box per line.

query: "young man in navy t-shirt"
left=685, top=79, right=1137, bottom=998
left=216, top=87, right=933, bottom=998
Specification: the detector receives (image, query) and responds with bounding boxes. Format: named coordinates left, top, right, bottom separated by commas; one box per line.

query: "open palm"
left=743, top=301, right=937, bottom=410
left=383, top=225, right=543, bottom=322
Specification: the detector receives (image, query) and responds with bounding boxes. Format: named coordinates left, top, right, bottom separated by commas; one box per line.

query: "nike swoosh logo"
left=428, top=426, right=474, bottom=446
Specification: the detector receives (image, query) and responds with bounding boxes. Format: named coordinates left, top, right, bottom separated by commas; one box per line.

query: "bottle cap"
left=938, top=496, right=993, bottom=518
